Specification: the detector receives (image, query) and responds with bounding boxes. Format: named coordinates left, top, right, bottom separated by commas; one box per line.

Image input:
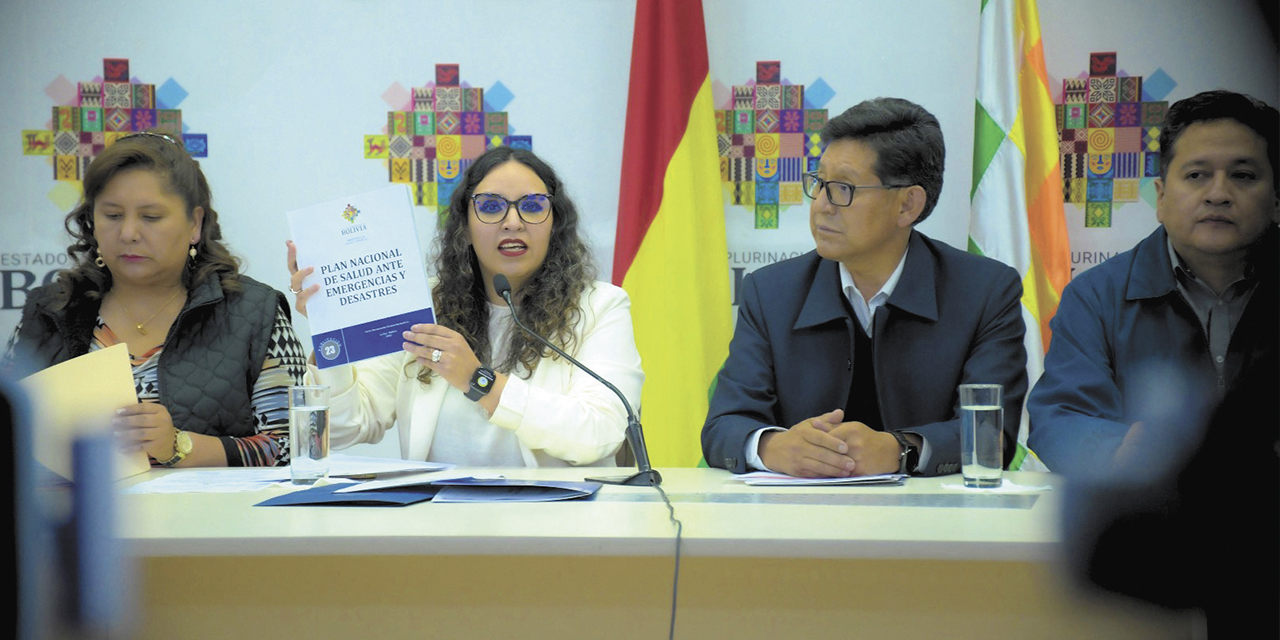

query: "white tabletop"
left=118, top=467, right=1062, bottom=562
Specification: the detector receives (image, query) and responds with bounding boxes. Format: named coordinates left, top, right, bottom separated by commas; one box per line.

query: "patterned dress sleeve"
left=0, top=320, right=20, bottom=374
left=224, top=305, right=308, bottom=466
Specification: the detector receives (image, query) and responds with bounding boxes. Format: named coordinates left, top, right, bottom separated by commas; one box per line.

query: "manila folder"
left=19, top=343, right=150, bottom=480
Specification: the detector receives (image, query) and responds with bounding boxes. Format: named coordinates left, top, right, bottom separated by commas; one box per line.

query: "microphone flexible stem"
left=500, top=292, right=638, bottom=421
left=494, top=278, right=655, bottom=476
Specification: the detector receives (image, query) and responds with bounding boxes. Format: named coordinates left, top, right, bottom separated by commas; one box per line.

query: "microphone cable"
left=491, top=274, right=682, bottom=637
left=654, top=481, right=683, bottom=640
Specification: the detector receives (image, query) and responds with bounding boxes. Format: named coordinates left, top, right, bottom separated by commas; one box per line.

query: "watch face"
left=467, top=368, right=496, bottom=400
left=176, top=431, right=194, bottom=454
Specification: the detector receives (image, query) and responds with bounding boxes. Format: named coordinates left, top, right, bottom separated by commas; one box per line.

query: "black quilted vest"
left=13, top=274, right=287, bottom=438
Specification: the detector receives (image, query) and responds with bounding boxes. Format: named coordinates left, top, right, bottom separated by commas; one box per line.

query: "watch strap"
left=159, top=430, right=191, bottom=467
left=465, top=367, right=496, bottom=401
left=888, top=430, right=915, bottom=474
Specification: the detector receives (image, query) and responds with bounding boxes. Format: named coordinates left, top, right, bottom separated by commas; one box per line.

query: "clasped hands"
left=759, top=409, right=909, bottom=478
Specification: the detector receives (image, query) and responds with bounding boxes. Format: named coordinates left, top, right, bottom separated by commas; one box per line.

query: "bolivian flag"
left=613, top=0, right=732, bottom=467
left=970, top=0, right=1071, bottom=470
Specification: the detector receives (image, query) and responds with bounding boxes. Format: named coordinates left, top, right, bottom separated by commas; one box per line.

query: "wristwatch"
left=889, top=430, right=918, bottom=474
left=159, top=430, right=193, bottom=467
left=465, top=366, right=497, bottom=401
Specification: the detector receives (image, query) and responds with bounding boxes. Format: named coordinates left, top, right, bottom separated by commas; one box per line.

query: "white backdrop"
left=2, top=0, right=1275, bottom=456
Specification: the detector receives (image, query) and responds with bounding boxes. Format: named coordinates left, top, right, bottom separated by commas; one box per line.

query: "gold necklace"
left=116, top=289, right=185, bottom=335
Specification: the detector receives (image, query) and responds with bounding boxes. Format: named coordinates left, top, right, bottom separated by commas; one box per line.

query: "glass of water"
left=288, top=385, right=330, bottom=485
left=959, top=383, right=1003, bottom=488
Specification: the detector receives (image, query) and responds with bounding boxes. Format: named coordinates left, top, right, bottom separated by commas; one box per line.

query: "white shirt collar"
left=838, top=244, right=910, bottom=336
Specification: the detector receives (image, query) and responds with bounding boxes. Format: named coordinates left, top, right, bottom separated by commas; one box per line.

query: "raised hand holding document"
left=287, top=185, right=434, bottom=368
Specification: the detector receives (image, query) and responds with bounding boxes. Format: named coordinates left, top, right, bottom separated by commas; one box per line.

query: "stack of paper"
left=731, top=471, right=907, bottom=486
left=255, top=476, right=602, bottom=507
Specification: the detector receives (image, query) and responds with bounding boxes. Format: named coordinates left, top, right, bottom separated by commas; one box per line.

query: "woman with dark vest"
left=2, top=132, right=306, bottom=467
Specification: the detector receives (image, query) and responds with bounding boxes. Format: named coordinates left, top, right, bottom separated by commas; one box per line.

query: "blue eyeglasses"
left=470, top=193, right=553, bottom=224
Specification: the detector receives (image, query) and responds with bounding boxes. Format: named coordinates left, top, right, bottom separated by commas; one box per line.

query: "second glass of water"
left=289, top=385, right=330, bottom=485
left=959, top=383, right=1003, bottom=488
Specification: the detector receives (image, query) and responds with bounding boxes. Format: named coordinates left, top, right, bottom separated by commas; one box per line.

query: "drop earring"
left=94, top=250, right=105, bottom=268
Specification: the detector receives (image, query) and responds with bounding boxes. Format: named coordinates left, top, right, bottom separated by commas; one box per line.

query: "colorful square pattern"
left=436, top=64, right=460, bottom=87
left=779, top=182, right=803, bottom=205
left=1113, top=178, right=1140, bottom=202
left=1063, top=153, right=1086, bottom=179
left=1113, top=153, right=1141, bottom=178
left=715, top=62, right=837, bottom=228
left=132, top=84, right=155, bottom=109
left=414, top=88, right=433, bottom=111
left=463, top=88, right=484, bottom=113
left=1090, top=52, right=1117, bottom=76
left=755, top=109, right=779, bottom=134
left=1142, top=102, right=1168, bottom=126
left=1115, top=102, right=1141, bottom=127
left=1067, top=178, right=1086, bottom=205
left=461, top=112, right=484, bottom=135
left=435, top=87, right=462, bottom=112
left=364, top=65, right=533, bottom=211
left=1086, top=202, right=1112, bottom=227
left=1064, top=103, right=1086, bottom=129
left=1118, top=77, right=1142, bottom=103
left=21, top=59, right=209, bottom=182
left=754, top=84, right=781, bottom=110
left=104, top=58, right=129, bottom=82
left=756, top=61, right=781, bottom=84
left=1088, top=102, right=1115, bottom=128
left=1143, top=153, right=1161, bottom=178
left=1142, top=126, right=1160, bottom=153
left=103, top=82, right=132, bottom=109
left=780, top=109, right=803, bottom=134
left=1088, top=77, right=1117, bottom=104
left=782, top=85, right=803, bottom=110
left=1063, top=78, right=1087, bottom=103
left=1055, top=54, right=1172, bottom=226
left=1113, top=127, right=1141, bottom=153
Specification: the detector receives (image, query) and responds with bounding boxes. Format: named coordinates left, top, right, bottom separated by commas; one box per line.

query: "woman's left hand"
left=403, top=324, right=482, bottom=392
left=113, top=402, right=179, bottom=461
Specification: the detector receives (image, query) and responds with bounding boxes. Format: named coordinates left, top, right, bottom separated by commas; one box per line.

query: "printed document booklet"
left=287, top=184, right=434, bottom=368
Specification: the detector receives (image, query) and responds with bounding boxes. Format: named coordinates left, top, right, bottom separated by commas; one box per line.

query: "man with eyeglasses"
left=702, top=97, right=1027, bottom=478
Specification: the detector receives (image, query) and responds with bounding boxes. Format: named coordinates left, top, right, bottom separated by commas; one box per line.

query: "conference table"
left=119, top=468, right=1196, bottom=639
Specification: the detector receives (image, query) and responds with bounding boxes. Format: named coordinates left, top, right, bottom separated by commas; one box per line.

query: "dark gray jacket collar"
left=794, top=231, right=939, bottom=331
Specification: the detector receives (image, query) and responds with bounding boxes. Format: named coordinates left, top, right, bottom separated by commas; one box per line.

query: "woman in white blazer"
left=287, top=147, right=643, bottom=467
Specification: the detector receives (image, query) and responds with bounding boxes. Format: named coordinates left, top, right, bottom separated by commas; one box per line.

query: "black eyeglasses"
left=470, top=193, right=553, bottom=224
left=802, top=172, right=909, bottom=207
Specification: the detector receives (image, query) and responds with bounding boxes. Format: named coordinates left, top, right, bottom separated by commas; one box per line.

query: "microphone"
left=493, top=274, right=661, bottom=487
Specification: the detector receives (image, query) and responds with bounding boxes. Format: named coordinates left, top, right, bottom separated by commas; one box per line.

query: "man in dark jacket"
left=1028, top=90, right=1278, bottom=477
left=702, top=97, right=1027, bottom=478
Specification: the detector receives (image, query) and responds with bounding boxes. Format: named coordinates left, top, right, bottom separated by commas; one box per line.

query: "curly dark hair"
left=51, top=131, right=241, bottom=310
left=417, top=146, right=595, bottom=384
